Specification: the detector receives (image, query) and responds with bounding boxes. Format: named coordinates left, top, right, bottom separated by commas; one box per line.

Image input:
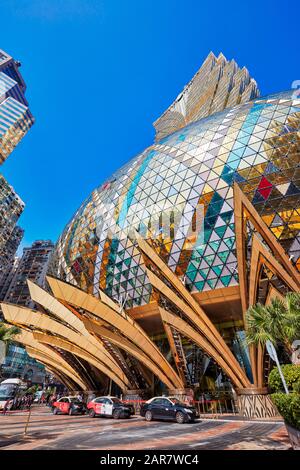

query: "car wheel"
left=113, top=409, right=120, bottom=419
left=145, top=410, right=153, bottom=422
left=53, top=407, right=59, bottom=415
left=89, top=409, right=96, bottom=418
left=175, top=411, right=185, bottom=424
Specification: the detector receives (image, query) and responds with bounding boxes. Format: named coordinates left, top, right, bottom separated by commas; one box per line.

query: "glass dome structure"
left=51, top=91, right=300, bottom=309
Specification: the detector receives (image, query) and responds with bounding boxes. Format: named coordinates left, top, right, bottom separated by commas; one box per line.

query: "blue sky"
left=1, top=0, right=299, bottom=249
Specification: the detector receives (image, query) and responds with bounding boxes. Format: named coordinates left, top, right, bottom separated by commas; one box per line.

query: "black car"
left=140, top=396, right=197, bottom=424
left=87, top=396, right=134, bottom=419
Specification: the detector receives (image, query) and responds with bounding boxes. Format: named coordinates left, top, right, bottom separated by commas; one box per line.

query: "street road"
left=0, top=406, right=290, bottom=450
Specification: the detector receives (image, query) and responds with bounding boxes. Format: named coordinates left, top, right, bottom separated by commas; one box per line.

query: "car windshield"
left=111, top=398, right=122, bottom=404
left=0, top=384, right=17, bottom=400
left=69, top=398, right=81, bottom=404
left=168, top=398, right=186, bottom=406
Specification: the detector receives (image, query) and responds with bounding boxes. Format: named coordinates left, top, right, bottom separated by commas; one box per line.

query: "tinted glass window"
left=111, top=398, right=122, bottom=404
left=152, top=398, right=164, bottom=405
left=102, top=398, right=111, bottom=404
left=169, top=398, right=185, bottom=406
left=0, top=384, right=16, bottom=400
left=96, top=398, right=107, bottom=404
left=161, top=399, right=172, bottom=406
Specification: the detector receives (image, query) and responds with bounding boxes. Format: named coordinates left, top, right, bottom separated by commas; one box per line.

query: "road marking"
left=200, top=418, right=283, bottom=425
left=189, top=441, right=210, bottom=447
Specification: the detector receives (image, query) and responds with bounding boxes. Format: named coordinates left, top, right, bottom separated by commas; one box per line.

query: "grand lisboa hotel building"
left=3, top=52, right=300, bottom=417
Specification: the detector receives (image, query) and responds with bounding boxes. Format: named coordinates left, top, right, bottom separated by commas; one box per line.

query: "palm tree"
left=246, top=292, right=300, bottom=361
left=0, top=322, right=20, bottom=347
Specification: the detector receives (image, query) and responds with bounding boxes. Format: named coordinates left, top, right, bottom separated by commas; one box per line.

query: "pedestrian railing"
left=193, top=397, right=238, bottom=417
left=123, top=399, right=145, bottom=415
left=123, top=395, right=238, bottom=417
left=0, top=406, right=32, bottom=415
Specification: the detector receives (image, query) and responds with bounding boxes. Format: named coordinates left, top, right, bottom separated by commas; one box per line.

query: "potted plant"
left=246, top=293, right=300, bottom=448
left=269, top=365, right=300, bottom=450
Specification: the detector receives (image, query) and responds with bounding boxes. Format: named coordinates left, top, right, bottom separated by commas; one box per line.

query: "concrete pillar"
left=236, top=388, right=278, bottom=419
left=122, top=389, right=146, bottom=414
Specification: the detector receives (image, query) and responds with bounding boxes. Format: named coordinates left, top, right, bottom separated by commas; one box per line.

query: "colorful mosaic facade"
left=51, top=89, right=300, bottom=310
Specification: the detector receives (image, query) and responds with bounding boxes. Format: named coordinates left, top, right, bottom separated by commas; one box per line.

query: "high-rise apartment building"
left=1, top=343, right=45, bottom=384
left=4, top=240, right=54, bottom=308
left=0, top=256, right=19, bottom=302
left=0, top=176, right=24, bottom=308
left=0, top=48, right=34, bottom=309
left=0, top=175, right=24, bottom=250
left=0, top=226, right=23, bottom=301
left=1, top=240, right=52, bottom=383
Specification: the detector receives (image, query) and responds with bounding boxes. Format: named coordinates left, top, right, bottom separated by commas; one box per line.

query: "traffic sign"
left=0, top=341, right=5, bottom=365
left=266, top=340, right=289, bottom=394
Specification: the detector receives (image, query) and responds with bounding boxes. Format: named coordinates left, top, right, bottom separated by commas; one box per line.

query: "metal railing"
left=123, top=393, right=238, bottom=417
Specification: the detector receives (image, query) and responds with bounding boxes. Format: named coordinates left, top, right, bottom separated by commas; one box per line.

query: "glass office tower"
left=0, top=48, right=34, bottom=164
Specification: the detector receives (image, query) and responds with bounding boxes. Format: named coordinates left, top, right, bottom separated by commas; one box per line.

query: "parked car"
left=52, top=396, right=86, bottom=415
left=140, top=396, right=198, bottom=424
left=87, top=396, right=134, bottom=419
